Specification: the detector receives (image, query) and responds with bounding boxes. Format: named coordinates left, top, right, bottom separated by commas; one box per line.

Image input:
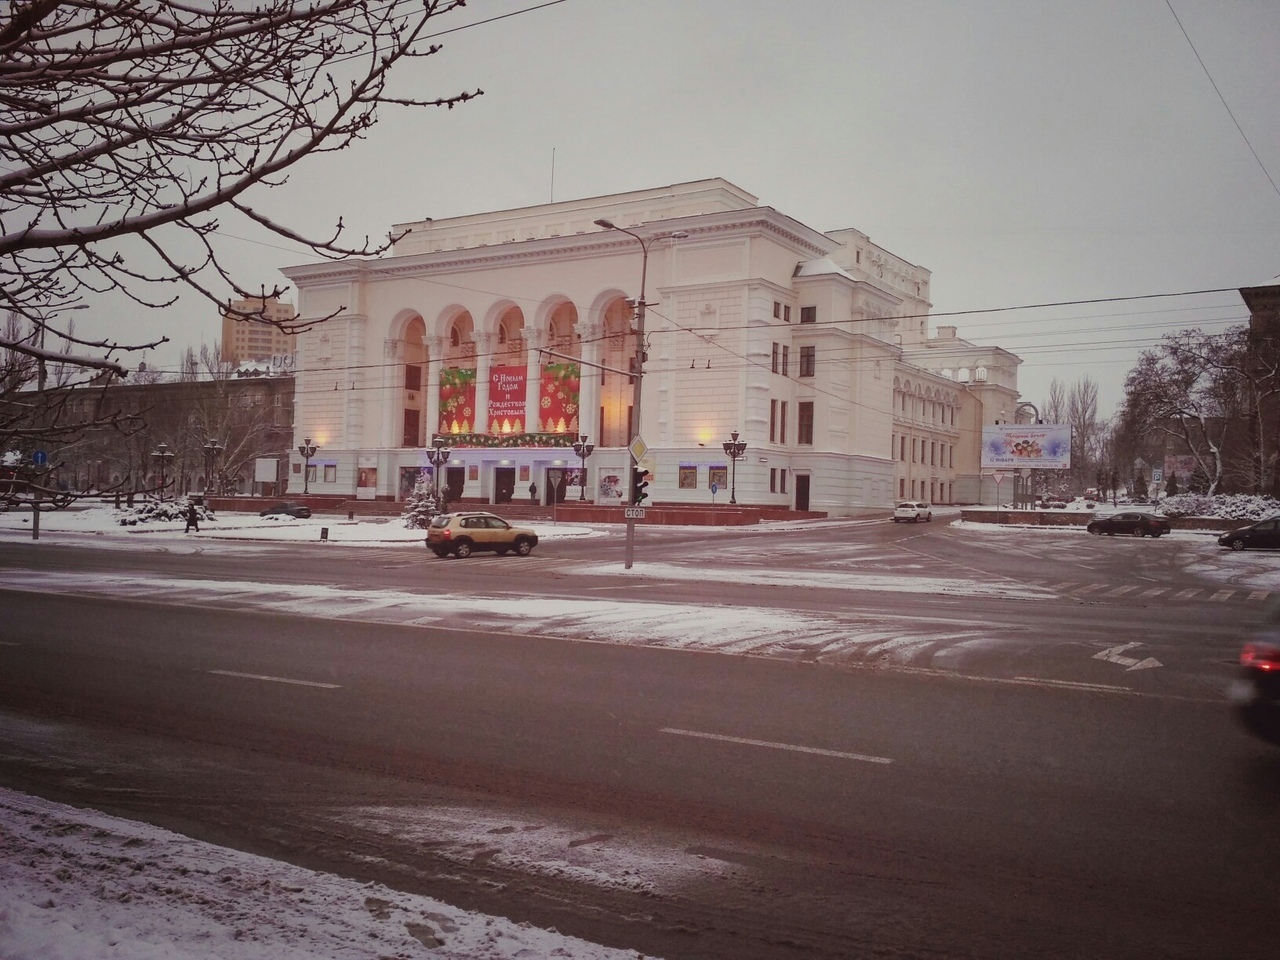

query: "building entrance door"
left=795, top=474, right=810, bottom=511
left=494, top=467, right=515, bottom=504
left=444, top=466, right=465, bottom=504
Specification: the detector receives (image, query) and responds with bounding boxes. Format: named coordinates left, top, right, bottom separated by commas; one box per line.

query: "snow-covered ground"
left=0, top=787, right=659, bottom=960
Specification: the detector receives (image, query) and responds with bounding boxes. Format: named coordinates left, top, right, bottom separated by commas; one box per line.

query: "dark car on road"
left=1085, top=511, right=1171, bottom=538
left=1218, top=516, right=1280, bottom=551
left=1231, top=602, right=1280, bottom=745
left=259, top=501, right=312, bottom=519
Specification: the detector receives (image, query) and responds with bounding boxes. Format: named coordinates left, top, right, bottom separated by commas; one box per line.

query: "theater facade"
left=281, top=179, right=1021, bottom=514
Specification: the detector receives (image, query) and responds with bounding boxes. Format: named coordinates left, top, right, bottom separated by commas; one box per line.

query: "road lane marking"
left=1172, top=589, right=1201, bottom=600
left=1092, top=643, right=1162, bottom=671
left=208, top=670, right=341, bottom=689
left=1249, top=591, right=1270, bottom=601
left=659, top=727, right=893, bottom=765
left=1105, top=585, right=1138, bottom=597
left=0, top=641, right=20, bottom=646
left=1012, top=677, right=1134, bottom=693
left=1136, top=587, right=1168, bottom=599
left=1074, top=583, right=1106, bottom=595
left=1210, top=590, right=1235, bottom=602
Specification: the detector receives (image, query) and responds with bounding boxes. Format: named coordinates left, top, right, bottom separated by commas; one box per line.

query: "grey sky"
left=89, top=0, right=1280, bottom=417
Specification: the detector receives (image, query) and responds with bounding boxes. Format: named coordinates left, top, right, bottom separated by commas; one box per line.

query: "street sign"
left=628, top=436, right=649, bottom=463
left=992, top=471, right=1005, bottom=484
left=624, top=507, right=646, bottom=519
left=31, top=450, right=47, bottom=466
left=710, top=482, right=718, bottom=495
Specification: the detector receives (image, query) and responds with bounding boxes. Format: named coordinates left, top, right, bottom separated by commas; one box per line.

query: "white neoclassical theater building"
left=280, top=179, right=1022, bottom=514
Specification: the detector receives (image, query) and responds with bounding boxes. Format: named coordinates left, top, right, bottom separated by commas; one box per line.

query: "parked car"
left=1231, top=602, right=1280, bottom=745
left=1085, top=511, right=1171, bottom=537
left=426, top=511, right=538, bottom=558
left=892, top=501, right=932, bottom=523
left=1218, top=516, right=1280, bottom=551
left=259, top=501, right=311, bottom=519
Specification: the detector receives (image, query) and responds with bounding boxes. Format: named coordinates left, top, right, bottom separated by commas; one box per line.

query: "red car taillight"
left=1241, top=643, right=1280, bottom=671
left=441, top=528, right=452, bottom=540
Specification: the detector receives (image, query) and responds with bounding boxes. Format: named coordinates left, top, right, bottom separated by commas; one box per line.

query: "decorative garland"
left=436, top=432, right=578, bottom=449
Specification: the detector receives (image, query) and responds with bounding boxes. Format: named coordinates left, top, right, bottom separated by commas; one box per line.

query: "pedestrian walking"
left=184, top=502, right=200, bottom=533
left=529, top=481, right=538, bottom=504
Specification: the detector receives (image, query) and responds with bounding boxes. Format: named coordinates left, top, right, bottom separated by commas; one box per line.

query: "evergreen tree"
left=1166, top=472, right=1179, bottom=497
left=402, top=481, right=442, bottom=529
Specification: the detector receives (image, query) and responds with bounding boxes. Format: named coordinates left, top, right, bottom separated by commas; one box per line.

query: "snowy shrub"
left=401, top=482, right=443, bottom=529
left=117, top=496, right=215, bottom=526
left=1158, top=493, right=1280, bottom=521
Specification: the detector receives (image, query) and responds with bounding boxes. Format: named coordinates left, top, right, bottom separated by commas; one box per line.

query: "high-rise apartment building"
left=220, top=297, right=298, bottom=364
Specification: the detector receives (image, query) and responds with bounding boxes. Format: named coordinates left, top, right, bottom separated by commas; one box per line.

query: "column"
left=425, top=336, right=445, bottom=440
left=579, top=321, right=603, bottom=444
left=473, top=332, right=493, bottom=435
left=523, top=328, right=544, bottom=434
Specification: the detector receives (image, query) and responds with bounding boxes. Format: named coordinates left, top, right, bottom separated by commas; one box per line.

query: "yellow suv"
left=426, top=511, right=539, bottom=559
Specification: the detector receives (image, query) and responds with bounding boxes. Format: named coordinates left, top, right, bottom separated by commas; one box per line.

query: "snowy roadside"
left=0, top=786, right=659, bottom=960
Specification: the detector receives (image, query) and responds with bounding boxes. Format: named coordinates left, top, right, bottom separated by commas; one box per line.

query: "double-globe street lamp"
left=202, top=438, right=224, bottom=498
left=571, top=434, right=595, bottom=501
left=722, top=430, right=747, bottom=505
left=592, top=219, right=688, bottom=569
left=297, top=437, right=318, bottom=495
left=426, top=434, right=451, bottom=503
left=150, top=443, right=175, bottom=500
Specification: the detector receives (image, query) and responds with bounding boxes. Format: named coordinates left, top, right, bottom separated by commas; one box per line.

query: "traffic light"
left=631, top=467, right=649, bottom=505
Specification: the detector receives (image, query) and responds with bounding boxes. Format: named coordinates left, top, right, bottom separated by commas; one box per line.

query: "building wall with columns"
left=280, top=179, right=1022, bottom=513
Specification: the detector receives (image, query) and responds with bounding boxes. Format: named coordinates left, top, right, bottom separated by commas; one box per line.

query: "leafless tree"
left=1, top=0, right=478, bottom=506
left=1122, top=328, right=1246, bottom=495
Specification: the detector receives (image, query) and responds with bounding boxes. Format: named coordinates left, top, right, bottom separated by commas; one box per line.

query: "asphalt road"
left=1, top=519, right=1278, bottom=958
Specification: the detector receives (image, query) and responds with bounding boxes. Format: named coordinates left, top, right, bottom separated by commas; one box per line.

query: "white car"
left=893, top=501, right=932, bottom=523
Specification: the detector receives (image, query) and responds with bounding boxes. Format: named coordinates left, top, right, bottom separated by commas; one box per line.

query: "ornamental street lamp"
left=722, top=430, right=747, bottom=505
left=571, top=434, right=595, bottom=501
left=297, top=437, right=318, bottom=495
left=593, top=219, right=689, bottom=568
left=150, top=443, right=175, bottom=500
left=202, top=438, right=224, bottom=497
left=426, top=434, right=451, bottom=502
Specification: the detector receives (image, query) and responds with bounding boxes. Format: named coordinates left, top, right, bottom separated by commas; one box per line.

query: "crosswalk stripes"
left=1034, top=580, right=1269, bottom=604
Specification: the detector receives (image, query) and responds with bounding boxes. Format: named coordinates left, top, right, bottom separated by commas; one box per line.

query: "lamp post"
left=297, top=437, right=318, bottom=495
left=426, top=434, right=451, bottom=503
left=150, top=443, right=175, bottom=500
left=202, top=438, right=223, bottom=498
left=593, top=219, right=689, bottom=569
left=722, top=430, right=747, bottom=505
left=571, top=434, right=595, bottom=501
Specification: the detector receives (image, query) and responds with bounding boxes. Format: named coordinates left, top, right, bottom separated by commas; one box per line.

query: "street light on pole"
left=722, top=430, right=747, bottom=505
left=150, top=443, right=175, bottom=500
left=202, top=438, right=223, bottom=498
left=571, top=434, right=595, bottom=501
left=297, top=437, right=318, bottom=495
left=427, top=434, right=451, bottom=504
left=593, top=219, right=688, bottom=569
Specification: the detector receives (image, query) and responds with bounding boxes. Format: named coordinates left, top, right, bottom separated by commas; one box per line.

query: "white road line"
left=1210, top=590, right=1235, bottom=602
left=0, top=641, right=19, bottom=647
left=1049, top=581, right=1079, bottom=590
left=1248, top=591, right=1271, bottom=601
left=1105, top=585, right=1138, bottom=597
left=659, top=727, right=893, bottom=765
left=1011, top=677, right=1135, bottom=693
left=1074, top=583, right=1106, bottom=595
left=1172, top=588, right=1201, bottom=600
left=208, top=670, right=341, bottom=689
left=1136, top=587, right=1168, bottom=599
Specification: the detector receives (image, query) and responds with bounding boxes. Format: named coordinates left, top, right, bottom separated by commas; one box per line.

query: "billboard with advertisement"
left=980, top=424, right=1072, bottom=469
